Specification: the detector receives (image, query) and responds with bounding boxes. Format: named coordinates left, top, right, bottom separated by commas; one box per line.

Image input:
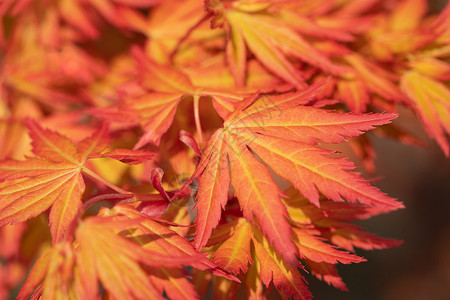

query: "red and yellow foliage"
left=0, top=0, right=449, bottom=299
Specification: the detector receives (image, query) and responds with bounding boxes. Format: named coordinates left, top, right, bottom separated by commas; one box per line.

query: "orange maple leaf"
left=0, top=120, right=154, bottom=243
left=16, top=242, right=78, bottom=300
left=195, top=218, right=300, bottom=299
left=401, top=70, right=450, bottom=155
left=93, top=48, right=247, bottom=148
left=104, top=203, right=239, bottom=279
left=202, top=185, right=401, bottom=296
left=18, top=216, right=197, bottom=300
left=284, top=188, right=403, bottom=252
left=193, top=83, right=403, bottom=265
left=353, top=0, right=450, bottom=154
left=205, top=0, right=351, bottom=87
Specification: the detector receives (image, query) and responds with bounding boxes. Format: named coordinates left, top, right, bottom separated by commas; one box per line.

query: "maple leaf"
left=103, top=204, right=238, bottom=279
left=364, top=1, right=450, bottom=155
left=205, top=0, right=351, bottom=87
left=337, top=53, right=408, bottom=109
left=329, top=0, right=450, bottom=155
left=196, top=217, right=309, bottom=298
left=209, top=214, right=363, bottom=278
left=18, top=216, right=196, bottom=300
left=365, top=0, right=435, bottom=61
left=283, top=187, right=403, bottom=252
left=17, top=242, right=79, bottom=300
left=205, top=204, right=367, bottom=297
left=401, top=70, right=450, bottom=155
left=0, top=45, right=79, bottom=110
left=143, top=0, right=208, bottom=64
left=396, top=14, right=450, bottom=155
left=0, top=121, right=103, bottom=244
left=97, top=204, right=239, bottom=299
left=74, top=216, right=196, bottom=300
left=0, top=120, right=154, bottom=243
left=277, top=187, right=402, bottom=290
left=93, top=48, right=247, bottom=148
left=193, top=82, right=402, bottom=265
left=0, top=12, right=109, bottom=111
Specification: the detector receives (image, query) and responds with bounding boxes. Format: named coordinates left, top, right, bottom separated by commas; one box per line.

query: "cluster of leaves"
left=0, top=0, right=449, bottom=299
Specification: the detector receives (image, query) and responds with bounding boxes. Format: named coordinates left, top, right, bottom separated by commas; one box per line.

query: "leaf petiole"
left=82, top=167, right=132, bottom=195
left=193, top=94, right=204, bottom=147
left=81, top=193, right=134, bottom=212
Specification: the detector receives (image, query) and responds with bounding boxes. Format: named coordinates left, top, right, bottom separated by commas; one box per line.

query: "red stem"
left=193, top=94, right=204, bottom=147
